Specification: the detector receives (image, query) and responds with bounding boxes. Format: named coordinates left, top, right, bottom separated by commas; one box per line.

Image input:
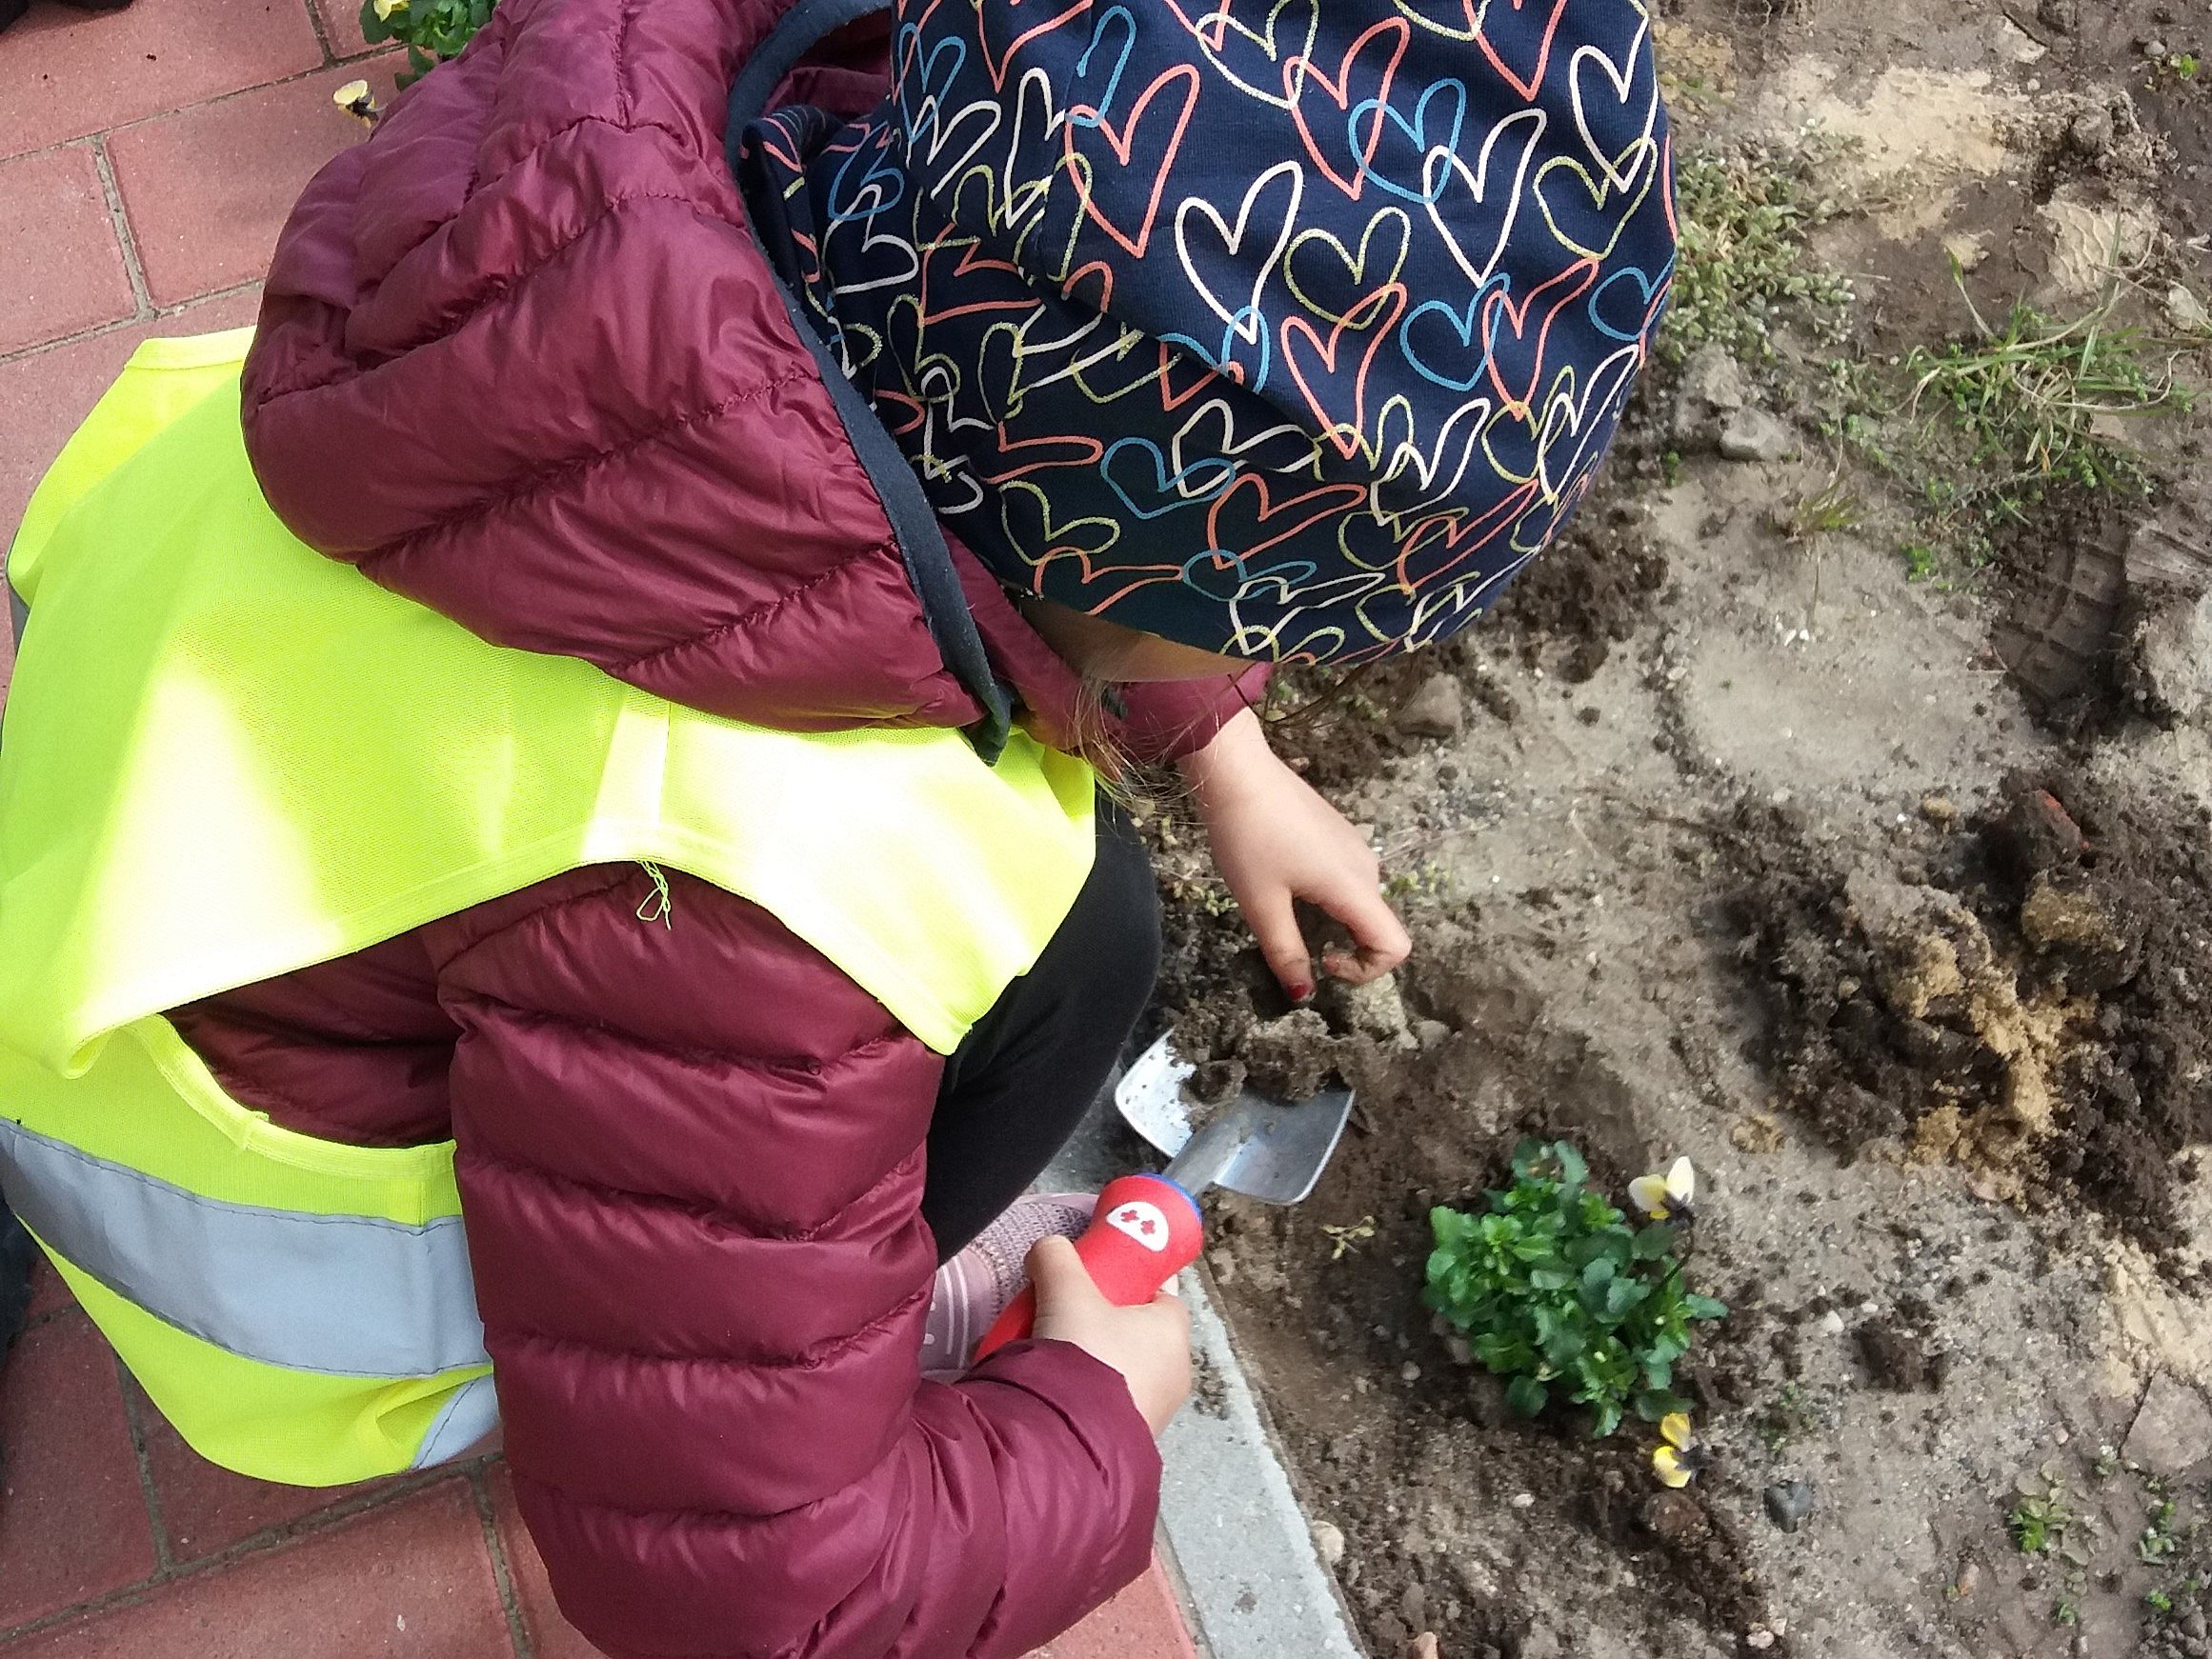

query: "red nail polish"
left=1289, top=981, right=1315, bottom=1004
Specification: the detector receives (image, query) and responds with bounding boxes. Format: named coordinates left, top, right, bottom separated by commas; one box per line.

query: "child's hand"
left=1029, top=1237, right=1192, bottom=1434
left=1177, top=709, right=1411, bottom=1001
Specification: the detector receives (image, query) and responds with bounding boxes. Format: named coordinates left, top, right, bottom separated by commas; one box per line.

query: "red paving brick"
left=0, top=0, right=325, bottom=161
left=1035, top=1564, right=1201, bottom=1659
left=0, top=146, right=136, bottom=356
left=20, top=1258, right=71, bottom=1326
left=483, top=1466, right=603, bottom=1659
left=0, top=1482, right=515, bottom=1657
left=313, top=0, right=372, bottom=60
left=108, top=58, right=397, bottom=307
left=127, top=1378, right=393, bottom=1566
left=0, top=1314, right=159, bottom=1629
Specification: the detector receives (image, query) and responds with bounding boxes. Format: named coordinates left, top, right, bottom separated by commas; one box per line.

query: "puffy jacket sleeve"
left=1116, top=669, right=1274, bottom=763
left=421, top=866, right=1160, bottom=1659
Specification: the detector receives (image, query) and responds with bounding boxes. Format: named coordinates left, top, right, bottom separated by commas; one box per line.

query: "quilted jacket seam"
left=441, top=987, right=904, bottom=1076
left=251, top=186, right=744, bottom=409
left=458, top=1139, right=922, bottom=1244
left=433, top=869, right=635, bottom=974
left=497, top=1280, right=930, bottom=1370
left=354, top=365, right=818, bottom=579
left=606, top=540, right=900, bottom=676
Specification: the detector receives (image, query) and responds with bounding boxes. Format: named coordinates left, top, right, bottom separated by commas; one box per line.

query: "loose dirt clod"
left=1856, top=1314, right=1952, bottom=1392
left=1727, top=769, right=2212, bottom=1256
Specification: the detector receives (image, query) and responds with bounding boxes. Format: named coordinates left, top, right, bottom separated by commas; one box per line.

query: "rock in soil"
left=1674, top=343, right=1752, bottom=449
left=2125, top=589, right=2212, bottom=724
left=1763, top=1479, right=1817, bottom=1533
left=2018, top=869, right=2140, bottom=989
left=1717, top=409, right=1800, bottom=464
left=1987, top=784, right=2083, bottom=878
left=2122, top=1374, right=2212, bottom=1477
left=1397, top=671, right=1466, bottom=740
left=1313, top=1519, right=1348, bottom=1569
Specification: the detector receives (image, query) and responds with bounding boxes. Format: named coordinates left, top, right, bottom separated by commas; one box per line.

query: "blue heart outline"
left=1587, top=253, right=1676, bottom=344
left=1398, top=273, right=1511, bottom=392
left=1350, top=77, right=1468, bottom=205
left=1180, top=549, right=1322, bottom=603
left=1159, top=304, right=1274, bottom=393
left=826, top=123, right=907, bottom=224
left=1101, top=437, right=1237, bottom=521
left=1067, top=6, right=1138, bottom=132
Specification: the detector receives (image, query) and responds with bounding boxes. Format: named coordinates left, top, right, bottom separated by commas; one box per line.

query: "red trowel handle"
left=972, top=1175, right=1204, bottom=1363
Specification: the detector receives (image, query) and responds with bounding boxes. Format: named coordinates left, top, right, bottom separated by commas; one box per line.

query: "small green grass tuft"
left=1902, top=278, right=2193, bottom=520
left=1663, top=136, right=1859, bottom=367
left=1830, top=266, right=2208, bottom=576
left=2009, top=1469, right=2079, bottom=1556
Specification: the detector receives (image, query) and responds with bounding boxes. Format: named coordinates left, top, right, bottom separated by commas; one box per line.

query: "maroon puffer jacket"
left=194, top=0, right=1270, bottom=1653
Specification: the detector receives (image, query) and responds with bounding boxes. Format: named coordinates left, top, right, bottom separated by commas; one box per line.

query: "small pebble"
left=1400, top=1361, right=1422, bottom=1385
left=1312, top=1520, right=1347, bottom=1569
left=1511, top=1491, right=1536, bottom=1509
left=1746, top=1630, right=1777, bottom=1651
left=1819, top=1309, right=1846, bottom=1337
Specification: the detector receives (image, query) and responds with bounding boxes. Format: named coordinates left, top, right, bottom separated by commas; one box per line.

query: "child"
left=0, top=1, right=1668, bottom=1653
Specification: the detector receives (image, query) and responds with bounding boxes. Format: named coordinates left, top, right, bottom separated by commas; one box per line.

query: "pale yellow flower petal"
left=1628, top=1172, right=1670, bottom=1220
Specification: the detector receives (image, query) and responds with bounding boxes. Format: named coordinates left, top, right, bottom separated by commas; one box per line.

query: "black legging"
left=920, top=805, right=1160, bottom=1260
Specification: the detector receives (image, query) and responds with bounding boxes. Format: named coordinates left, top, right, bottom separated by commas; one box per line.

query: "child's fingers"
left=1026, top=1235, right=1102, bottom=1309
left=1314, top=879, right=1411, bottom=984
left=1240, top=885, right=1316, bottom=1001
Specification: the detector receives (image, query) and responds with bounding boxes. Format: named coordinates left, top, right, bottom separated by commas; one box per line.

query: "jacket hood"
left=242, top=0, right=1018, bottom=735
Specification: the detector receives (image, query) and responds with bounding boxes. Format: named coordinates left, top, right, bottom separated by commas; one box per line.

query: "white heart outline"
left=1160, top=0, right=1321, bottom=110
left=1371, top=391, right=1498, bottom=524
left=1168, top=394, right=1325, bottom=480
left=1175, top=159, right=1306, bottom=345
left=1568, top=4, right=1659, bottom=192
left=1421, top=106, right=1546, bottom=291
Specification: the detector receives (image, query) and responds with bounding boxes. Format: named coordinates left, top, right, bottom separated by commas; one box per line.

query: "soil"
left=1137, top=4, right=2212, bottom=1654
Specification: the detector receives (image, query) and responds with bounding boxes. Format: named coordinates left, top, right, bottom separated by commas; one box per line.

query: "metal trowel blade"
left=1113, top=1034, right=1354, bottom=1206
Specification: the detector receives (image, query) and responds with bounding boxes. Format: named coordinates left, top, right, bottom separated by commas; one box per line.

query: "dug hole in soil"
left=1136, top=4, right=2212, bottom=1655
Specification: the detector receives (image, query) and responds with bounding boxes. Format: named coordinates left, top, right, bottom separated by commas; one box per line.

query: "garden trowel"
left=975, top=1034, right=1354, bottom=1357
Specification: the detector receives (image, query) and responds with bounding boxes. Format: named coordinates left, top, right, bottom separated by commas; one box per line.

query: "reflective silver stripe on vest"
left=410, top=1373, right=500, bottom=1469
left=0, top=1118, right=489, bottom=1378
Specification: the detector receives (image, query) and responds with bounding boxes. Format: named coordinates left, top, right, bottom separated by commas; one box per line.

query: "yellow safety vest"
left=0, top=331, right=1094, bottom=1487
